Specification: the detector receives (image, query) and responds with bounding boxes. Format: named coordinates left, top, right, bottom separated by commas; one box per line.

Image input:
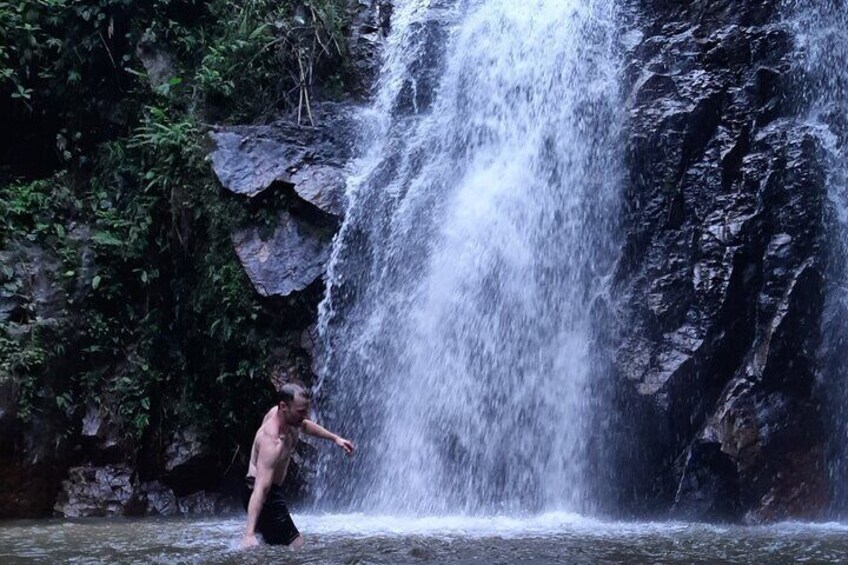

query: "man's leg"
left=290, top=535, right=305, bottom=550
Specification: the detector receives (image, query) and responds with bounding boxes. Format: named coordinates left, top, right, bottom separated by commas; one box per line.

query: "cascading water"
left=787, top=0, right=848, bottom=516
left=315, top=0, right=622, bottom=515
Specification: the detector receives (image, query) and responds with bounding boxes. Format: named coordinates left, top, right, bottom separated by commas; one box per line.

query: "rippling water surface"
left=3, top=514, right=848, bottom=564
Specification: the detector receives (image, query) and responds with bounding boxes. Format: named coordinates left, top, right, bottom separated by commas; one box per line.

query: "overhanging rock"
left=208, top=104, right=355, bottom=217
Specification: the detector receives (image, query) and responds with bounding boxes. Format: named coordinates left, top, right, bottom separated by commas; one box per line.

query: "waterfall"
left=786, top=0, right=848, bottom=516
left=315, top=0, right=623, bottom=515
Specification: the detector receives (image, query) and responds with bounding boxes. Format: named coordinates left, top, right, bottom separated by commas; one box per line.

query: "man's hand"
left=334, top=436, right=355, bottom=455
left=240, top=533, right=259, bottom=550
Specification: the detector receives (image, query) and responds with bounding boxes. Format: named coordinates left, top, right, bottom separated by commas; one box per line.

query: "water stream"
left=785, top=0, right=848, bottom=517
left=316, top=0, right=621, bottom=516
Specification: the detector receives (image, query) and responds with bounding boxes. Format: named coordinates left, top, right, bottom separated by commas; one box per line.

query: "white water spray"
left=316, top=0, right=622, bottom=515
left=785, top=0, right=848, bottom=515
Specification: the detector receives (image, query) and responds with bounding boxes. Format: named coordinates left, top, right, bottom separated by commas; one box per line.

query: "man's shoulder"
left=262, top=406, right=277, bottom=423
left=256, top=423, right=284, bottom=450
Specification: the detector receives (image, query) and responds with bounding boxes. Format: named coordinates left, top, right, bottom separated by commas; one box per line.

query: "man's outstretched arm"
left=302, top=420, right=355, bottom=455
left=241, top=438, right=282, bottom=548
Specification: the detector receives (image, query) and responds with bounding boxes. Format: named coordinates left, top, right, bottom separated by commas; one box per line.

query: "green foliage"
left=1, top=0, right=350, bottom=174
left=189, top=0, right=348, bottom=120
left=0, top=175, right=76, bottom=246
left=1, top=0, right=350, bottom=451
left=0, top=323, right=49, bottom=421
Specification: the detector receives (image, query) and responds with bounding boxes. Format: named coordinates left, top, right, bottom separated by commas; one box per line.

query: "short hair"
left=277, top=383, right=309, bottom=404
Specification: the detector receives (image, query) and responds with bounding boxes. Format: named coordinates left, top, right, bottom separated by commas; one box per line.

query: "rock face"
left=0, top=406, right=70, bottom=518
left=54, top=465, right=139, bottom=517
left=0, top=244, right=66, bottom=324
left=232, top=211, right=333, bottom=298
left=162, top=427, right=217, bottom=495
left=209, top=103, right=355, bottom=216
left=611, top=0, right=828, bottom=522
left=53, top=465, right=236, bottom=517
left=1, top=244, right=71, bottom=518
left=346, top=0, right=393, bottom=96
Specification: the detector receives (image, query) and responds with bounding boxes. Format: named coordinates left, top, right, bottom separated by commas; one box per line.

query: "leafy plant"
left=1, top=0, right=351, bottom=461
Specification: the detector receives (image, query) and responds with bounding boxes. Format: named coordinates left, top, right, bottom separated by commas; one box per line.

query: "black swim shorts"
left=241, top=476, right=300, bottom=545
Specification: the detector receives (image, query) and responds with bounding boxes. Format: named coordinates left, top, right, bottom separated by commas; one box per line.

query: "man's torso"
left=246, top=407, right=300, bottom=485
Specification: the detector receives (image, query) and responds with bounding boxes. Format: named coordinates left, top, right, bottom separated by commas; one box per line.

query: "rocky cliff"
left=609, top=0, right=830, bottom=522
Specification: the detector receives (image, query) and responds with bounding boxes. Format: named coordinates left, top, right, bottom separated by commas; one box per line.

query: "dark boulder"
left=176, top=490, right=241, bottom=516
left=138, top=481, right=179, bottom=517
left=80, top=400, right=124, bottom=455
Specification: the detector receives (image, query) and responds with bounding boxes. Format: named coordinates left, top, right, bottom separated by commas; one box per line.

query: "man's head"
left=277, top=383, right=310, bottom=427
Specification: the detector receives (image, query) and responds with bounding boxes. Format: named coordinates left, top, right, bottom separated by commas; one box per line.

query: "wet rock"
left=177, top=491, right=240, bottom=516
left=612, top=0, right=828, bottom=521
left=80, top=400, right=123, bottom=453
left=163, top=428, right=216, bottom=495
left=300, top=323, right=323, bottom=376
left=392, top=15, right=450, bottom=115
left=138, top=481, right=179, bottom=517
left=208, top=104, right=355, bottom=216
left=346, top=0, right=393, bottom=96
left=54, top=465, right=141, bottom=517
left=673, top=442, right=740, bottom=521
left=232, top=211, right=332, bottom=298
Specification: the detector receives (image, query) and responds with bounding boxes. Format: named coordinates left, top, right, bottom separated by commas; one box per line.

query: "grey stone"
left=80, top=400, right=122, bottom=452
left=164, top=428, right=212, bottom=474
left=232, top=211, right=332, bottom=297
left=176, top=491, right=240, bottom=516
left=54, top=465, right=139, bottom=517
left=138, top=481, right=179, bottom=517
left=136, top=28, right=177, bottom=89
left=290, top=165, right=347, bottom=217
left=208, top=104, right=355, bottom=216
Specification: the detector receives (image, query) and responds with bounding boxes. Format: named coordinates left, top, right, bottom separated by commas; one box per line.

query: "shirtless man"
left=240, top=383, right=354, bottom=550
